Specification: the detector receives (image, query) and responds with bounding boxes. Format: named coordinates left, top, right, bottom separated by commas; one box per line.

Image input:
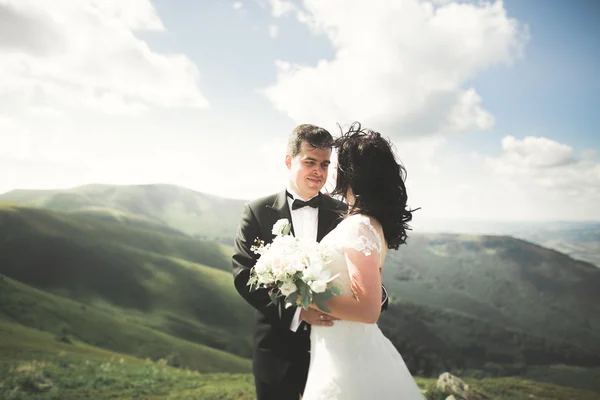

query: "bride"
left=302, top=123, right=425, bottom=400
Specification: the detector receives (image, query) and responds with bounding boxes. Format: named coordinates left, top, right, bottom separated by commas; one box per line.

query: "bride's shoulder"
left=342, top=213, right=381, bottom=230
left=337, top=214, right=384, bottom=255
left=341, top=214, right=383, bottom=240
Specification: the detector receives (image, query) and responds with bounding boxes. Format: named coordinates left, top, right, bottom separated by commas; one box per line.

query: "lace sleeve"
left=342, top=215, right=383, bottom=257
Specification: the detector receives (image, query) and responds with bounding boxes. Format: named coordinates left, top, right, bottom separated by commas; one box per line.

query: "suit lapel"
left=317, top=194, right=344, bottom=242
left=266, top=190, right=295, bottom=239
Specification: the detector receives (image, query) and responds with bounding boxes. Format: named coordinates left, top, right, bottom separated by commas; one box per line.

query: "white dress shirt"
left=286, top=186, right=319, bottom=332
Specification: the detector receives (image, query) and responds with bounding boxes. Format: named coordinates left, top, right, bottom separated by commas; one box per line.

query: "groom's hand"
left=300, top=308, right=338, bottom=327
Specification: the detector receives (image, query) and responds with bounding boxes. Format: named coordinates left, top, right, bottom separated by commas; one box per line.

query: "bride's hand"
left=300, top=307, right=338, bottom=326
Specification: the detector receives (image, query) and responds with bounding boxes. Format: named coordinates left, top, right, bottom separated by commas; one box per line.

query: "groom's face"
left=286, top=141, right=331, bottom=200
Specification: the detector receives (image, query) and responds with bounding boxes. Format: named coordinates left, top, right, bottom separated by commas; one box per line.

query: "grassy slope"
left=378, top=301, right=600, bottom=393
left=2, top=194, right=600, bottom=394
left=0, top=205, right=254, bottom=357
left=0, top=183, right=246, bottom=240
left=2, top=321, right=599, bottom=400
left=0, top=277, right=251, bottom=373
left=383, top=233, right=600, bottom=354
left=0, top=320, right=255, bottom=400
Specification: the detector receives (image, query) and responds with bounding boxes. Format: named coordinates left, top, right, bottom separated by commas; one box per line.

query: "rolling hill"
left=512, top=222, right=600, bottom=268
left=0, top=204, right=254, bottom=360
left=6, top=320, right=599, bottom=400
left=378, top=233, right=600, bottom=391
left=413, top=217, right=600, bottom=268
left=0, top=183, right=246, bottom=241
left=382, top=233, right=600, bottom=353
left=0, top=277, right=251, bottom=373
left=0, top=319, right=257, bottom=399
left=2, top=184, right=600, bottom=394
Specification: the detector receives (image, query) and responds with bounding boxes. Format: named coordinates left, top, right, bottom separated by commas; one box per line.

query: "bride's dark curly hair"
left=331, top=122, right=416, bottom=249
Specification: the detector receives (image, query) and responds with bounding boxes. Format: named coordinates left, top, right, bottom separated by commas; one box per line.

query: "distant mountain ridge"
left=3, top=184, right=599, bottom=266
left=0, top=204, right=254, bottom=361
left=0, top=183, right=246, bottom=241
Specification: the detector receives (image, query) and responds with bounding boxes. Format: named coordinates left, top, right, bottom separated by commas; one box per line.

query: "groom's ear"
left=285, top=154, right=292, bottom=169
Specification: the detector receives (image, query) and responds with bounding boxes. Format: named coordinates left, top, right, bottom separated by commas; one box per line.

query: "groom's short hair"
left=287, top=124, right=333, bottom=158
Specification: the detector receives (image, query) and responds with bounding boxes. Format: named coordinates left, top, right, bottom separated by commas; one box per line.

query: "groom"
left=232, top=124, right=388, bottom=400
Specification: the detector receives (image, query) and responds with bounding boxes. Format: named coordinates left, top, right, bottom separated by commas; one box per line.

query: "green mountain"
left=383, top=233, right=600, bottom=351
left=0, top=183, right=246, bottom=241
left=0, top=204, right=254, bottom=360
left=513, top=222, right=600, bottom=268
left=413, top=217, right=600, bottom=268
left=378, top=233, right=600, bottom=389
left=2, top=184, right=600, bottom=394
left=0, top=277, right=250, bottom=374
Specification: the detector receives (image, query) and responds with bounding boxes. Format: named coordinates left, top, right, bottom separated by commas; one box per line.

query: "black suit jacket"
left=232, top=190, right=347, bottom=383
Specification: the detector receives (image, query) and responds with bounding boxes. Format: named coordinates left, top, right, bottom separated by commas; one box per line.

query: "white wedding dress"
left=302, top=214, right=425, bottom=400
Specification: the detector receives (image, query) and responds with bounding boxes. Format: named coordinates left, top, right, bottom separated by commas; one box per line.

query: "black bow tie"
left=288, top=192, right=321, bottom=210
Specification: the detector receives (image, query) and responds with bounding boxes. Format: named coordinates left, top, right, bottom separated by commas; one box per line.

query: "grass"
left=0, top=321, right=255, bottom=400
left=2, top=322, right=598, bottom=400
left=464, top=376, right=600, bottom=400
left=0, top=278, right=251, bottom=374
left=0, top=205, right=255, bottom=358
left=2, top=203, right=600, bottom=396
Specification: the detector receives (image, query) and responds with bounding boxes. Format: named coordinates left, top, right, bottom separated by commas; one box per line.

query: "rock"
left=21, top=373, right=53, bottom=393
left=437, top=372, right=490, bottom=400
left=32, top=378, right=53, bottom=392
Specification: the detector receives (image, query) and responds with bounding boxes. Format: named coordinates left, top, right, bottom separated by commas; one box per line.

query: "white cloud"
left=264, top=0, right=527, bottom=136
left=233, top=2, right=244, bottom=10
left=268, top=24, right=279, bottom=38
left=0, top=0, right=209, bottom=115
left=269, top=0, right=295, bottom=17
left=356, top=133, right=600, bottom=222
left=494, top=135, right=575, bottom=168
left=486, top=136, right=600, bottom=193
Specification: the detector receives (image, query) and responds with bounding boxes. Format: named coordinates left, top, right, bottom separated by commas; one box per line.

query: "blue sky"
left=0, top=0, right=598, bottom=221
left=464, top=0, right=600, bottom=154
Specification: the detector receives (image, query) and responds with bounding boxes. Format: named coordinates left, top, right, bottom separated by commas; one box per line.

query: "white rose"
left=254, top=259, right=269, bottom=275
left=280, top=281, right=298, bottom=296
left=304, top=262, right=324, bottom=281
left=272, top=218, right=291, bottom=236
left=310, top=280, right=327, bottom=293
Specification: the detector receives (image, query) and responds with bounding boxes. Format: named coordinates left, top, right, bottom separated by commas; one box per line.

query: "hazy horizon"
left=3, top=181, right=600, bottom=227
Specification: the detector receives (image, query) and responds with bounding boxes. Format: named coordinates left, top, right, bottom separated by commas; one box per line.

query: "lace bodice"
left=321, top=214, right=383, bottom=297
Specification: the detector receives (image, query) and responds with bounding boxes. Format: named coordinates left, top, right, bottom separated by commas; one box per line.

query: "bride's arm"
left=312, top=247, right=382, bottom=324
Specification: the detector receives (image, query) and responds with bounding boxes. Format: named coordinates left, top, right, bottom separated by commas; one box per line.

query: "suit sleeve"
left=232, top=203, right=298, bottom=328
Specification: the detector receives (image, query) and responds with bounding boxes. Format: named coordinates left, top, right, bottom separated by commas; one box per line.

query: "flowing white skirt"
left=302, top=321, right=426, bottom=400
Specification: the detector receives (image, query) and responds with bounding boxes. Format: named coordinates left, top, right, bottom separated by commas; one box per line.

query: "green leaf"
left=328, top=286, right=343, bottom=296
left=286, top=292, right=299, bottom=307
left=314, top=291, right=334, bottom=302
left=314, top=300, right=331, bottom=313
left=282, top=224, right=291, bottom=236
left=297, top=284, right=308, bottom=299
left=296, top=279, right=311, bottom=293
left=269, top=290, right=278, bottom=307
left=301, top=294, right=310, bottom=310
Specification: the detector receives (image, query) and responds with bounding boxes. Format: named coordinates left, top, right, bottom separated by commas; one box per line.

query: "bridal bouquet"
left=247, top=218, right=341, bottom=314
